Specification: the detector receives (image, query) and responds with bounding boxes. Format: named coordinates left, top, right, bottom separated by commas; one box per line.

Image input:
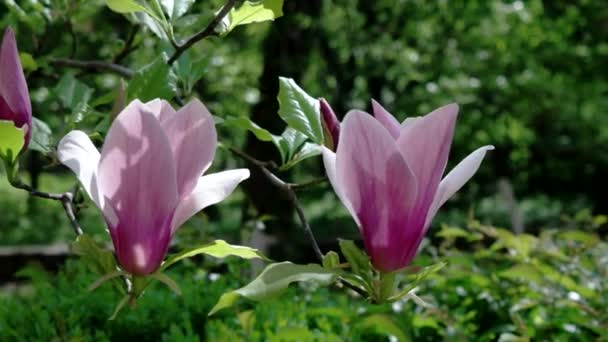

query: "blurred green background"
left=1, top=0, right=607, bottom=340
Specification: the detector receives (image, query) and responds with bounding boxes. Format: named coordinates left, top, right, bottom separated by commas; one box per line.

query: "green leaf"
left=280, top=142, right=321, bottom=171
left=271, top=127, right=308, bottom=165
left=160, top=0, right=195, bottom=20
left=105, top=0, right=161, bottom=22
left=127, top=58, right=175, bottom=102
left=388, top=261, right=446, bottom=302
left=19, top=52, right=37, bottom=72
left=498, top=263, right=543, bottom=283
left=28, top=117, right=52, bottom=154
left=217, top=0, right=285, bottom=35
left=322, top=251, right=340, bottom=269
left=209, top=262, right=336, bottom=315
left=222, top=116, right=276, bottom=142
left=0, top=120, right=25, bottom=163
left=356, top=314, right=410, bottom=342
left=71, top=234, right=124, bottom=294
left=338, top=239, right=373, bottom=284
left=54, top=74, right=93, bottom=110
left=172, top=49, right=207, bottom=95
left=277, top=77, right=323, bottom=144
left=161, top=239, right=271, bottom=270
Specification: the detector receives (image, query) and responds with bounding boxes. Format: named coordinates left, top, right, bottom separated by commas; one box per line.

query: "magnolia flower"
left=0, top=27, right=32, bottom=150
left=323, top=100, right=493, bottom=272
left=57, top=99, right=250, bottom=275
left=319, top=98, right=340, bottom=151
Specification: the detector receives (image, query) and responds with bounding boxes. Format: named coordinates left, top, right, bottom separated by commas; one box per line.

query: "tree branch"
left=167, top=0, right=239, bottom=65
left=228, top=147, right=324, bottom=261
left=11, top=180, right=83, bottom=236
left=50, top=58, right=134, bottom=79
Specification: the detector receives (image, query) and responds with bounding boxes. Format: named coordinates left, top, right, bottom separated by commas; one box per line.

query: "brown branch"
left=11, top=180, right=83, bottom=236
left=228, top=147, right=323, bottom=260
left=113, top=26, right=139, bottom=63
left=228, top=146, right=368, bottom=298
left=167, top=0, right=239, bottom=65
left=50, top=58, right=134, bottom=79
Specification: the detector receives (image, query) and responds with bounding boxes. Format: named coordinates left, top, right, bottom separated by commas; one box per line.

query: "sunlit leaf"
left=222, top=116, right=276, bottom=142
left=217, top=0, right=284, bottom=35
left=127, top=57, right=175, bottom=102
left=161, top=239, right=271, bottom=270
left=0, top=120, right=25, bottom=163
left=277, top=77, right=323, bottom=144
left=209, top=262, right=336, bottom=315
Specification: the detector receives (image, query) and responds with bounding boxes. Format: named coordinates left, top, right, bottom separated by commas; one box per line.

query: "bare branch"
left=11, top=180, right=83, bottom=236
left=228, top=147, right=324, bottom=261
left=50, top=58, right=134, bottom=79
left=167, top=0, right=239, bottom=65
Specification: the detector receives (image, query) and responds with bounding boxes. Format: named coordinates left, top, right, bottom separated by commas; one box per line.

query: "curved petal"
left=424, top=145, right=494, bottom=228
left=337, top=110, right=418, bottom=272
left=57, top=130, right=117, bottom=225
left=171, top=169, right=250, bottom=231
left=144, top=98, right=175, bottom=123
left=319, top=98, right=341, bottom=150
left=98, top=100, right=179, bottom=275
left=161, top=99, right=217, bottom=199
left=321, top=147, right=359, bottom=226
left=396, top=103, right=459, bottom=219
left=371, top=99, right=400, bottom=139
left=0, top=28, right=31, bottom=143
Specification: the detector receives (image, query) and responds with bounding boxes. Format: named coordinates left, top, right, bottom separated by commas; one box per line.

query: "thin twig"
left=113, top=26, right=139, bottom=63
left=50, top=58, right=134, bottom=79
left=11, top=180, right=83, bottom=236
left=228, top=147, right=324, bottom=261
left=290, top=178, right=327, bottom=190
left=167, top=0, right=239, bottom=65
left=228, top=147, right=369, bottom=298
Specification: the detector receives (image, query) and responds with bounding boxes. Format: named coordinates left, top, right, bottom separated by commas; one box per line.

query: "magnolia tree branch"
left=167, top=0, right=239, bottom=65
left=50, top=58, right=134, bottom=79
left=228, top=147, right=368, bottom=298
left=10, top=180, right=83, bottom=236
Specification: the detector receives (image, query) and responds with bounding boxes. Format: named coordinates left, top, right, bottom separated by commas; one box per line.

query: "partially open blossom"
left=57, top=99, right=250, bottom=275
left=319, top=98, right=340, bottom=151
left=323, top=100, right=493, bottom=272
left=0, top=27, right=32, bottom=150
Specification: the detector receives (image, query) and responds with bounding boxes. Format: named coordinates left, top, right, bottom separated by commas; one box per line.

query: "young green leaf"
left=160, top=0, right=195, bottom=20
left=71, top=234, right=125, bottom=294
left=161, top=240, right=271, bottom=271
left=388, top=261, right=446, bottom=302
left=54, top=74, right=93, bottom=110
left=222, top=116, right=276, bottom=142
left=209, top=262, right=336, bottom=315
left=322, top=251, right=340, bottom=269
left=28, top=117, right=52, bottom=154
left=277, top=77, right=323, bottom=144
left=127, top=58, right=175, bottom=102
left=217, top=0, right=284, bottom=35
left=106, top=0, right=149, bottom=15
left=0, top=120, right=25, bottom=163
left=338, top=239, right=373, bottom=284
left=270, top=127, right=308, bottom=165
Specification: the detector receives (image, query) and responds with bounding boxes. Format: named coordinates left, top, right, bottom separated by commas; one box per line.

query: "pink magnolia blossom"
left=319, top=98, right=340, bottom=151
left=323, top=100, right=493, bottom=272
left=58, top=99, right=250, bottom=275
left=0, top=27, right=32, bottom=150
